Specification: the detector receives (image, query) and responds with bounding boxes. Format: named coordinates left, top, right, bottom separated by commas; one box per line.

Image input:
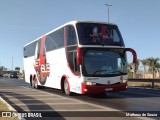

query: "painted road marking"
left=6, top=102, right=82, bottom=105
left=3, top=97, right=67, bottom=100
left=1, top=81, right=118, bottom=112
left=20, top=86, right=118, bottom=111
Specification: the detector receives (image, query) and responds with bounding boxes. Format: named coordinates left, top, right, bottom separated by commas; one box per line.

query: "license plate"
left=105, top=88, right=113, bottom=91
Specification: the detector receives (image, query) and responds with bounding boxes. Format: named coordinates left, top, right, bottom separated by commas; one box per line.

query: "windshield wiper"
left=110, top=71, right=123, bottom=74
left=92, top=70, right=126, bottom=76
left=109, top=70, right=127, bottom=74
left=92, top=70, right=107, bottom=75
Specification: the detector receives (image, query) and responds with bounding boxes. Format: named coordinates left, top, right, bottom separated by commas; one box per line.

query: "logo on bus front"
left=107, top=80, right=111, bottom=85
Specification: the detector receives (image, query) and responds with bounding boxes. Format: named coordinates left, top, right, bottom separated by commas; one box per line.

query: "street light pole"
left=105, top=4, right=112, bottom=23
left=12, top=57, right=13, bottom=71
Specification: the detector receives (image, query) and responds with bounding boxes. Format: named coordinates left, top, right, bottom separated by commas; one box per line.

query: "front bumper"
left=81, top=83, right=127, bottom=94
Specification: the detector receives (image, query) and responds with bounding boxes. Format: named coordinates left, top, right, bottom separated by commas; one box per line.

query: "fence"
left=128, top=78, right=160, bottom=88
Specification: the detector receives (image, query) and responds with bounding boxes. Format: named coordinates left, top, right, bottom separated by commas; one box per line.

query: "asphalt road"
left=0, top=77, right=160, bottom=120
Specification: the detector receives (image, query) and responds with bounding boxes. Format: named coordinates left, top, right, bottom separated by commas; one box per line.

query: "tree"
left=156, top=62, right=160, bottom=78
left=127, top=63, right=133, bottom=78
left=141, top=59, right=148, bottom=78
left=0, top=66, right=7, bottom=74
left=15, top=67, right=20, bottom=71
left=127, top=59, right=139, bottom=78
left=0, top=66, right=3, bottom=74
left=135, top=59, right=140, bottom=73
left=147, top=57, right=160, bottom=78
left=0, top=66, right=6, bottom=71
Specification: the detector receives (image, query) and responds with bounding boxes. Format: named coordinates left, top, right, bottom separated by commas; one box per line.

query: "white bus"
left=23, top=21, right=137, bottom=95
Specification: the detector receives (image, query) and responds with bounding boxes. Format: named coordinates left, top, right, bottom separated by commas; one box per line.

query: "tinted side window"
left=45, top=35, right=58, bottom=51
left=65, top=25, right=79, bottom=74
left=110, top=29, right=121, bottom=42
left=24, top=41, right=37, bottom=58
left=66, top=26, right=77, bottom=46
left=45, top=28, right=64, bottom=52
left=35, top=39, right=41, bottom=59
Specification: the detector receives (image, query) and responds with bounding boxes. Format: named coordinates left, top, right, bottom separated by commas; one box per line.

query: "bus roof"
left=24, top=20, right=117, bottom=47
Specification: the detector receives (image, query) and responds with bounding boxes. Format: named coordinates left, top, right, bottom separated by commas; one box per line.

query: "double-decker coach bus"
left=23, top=21, right=137, bottom=95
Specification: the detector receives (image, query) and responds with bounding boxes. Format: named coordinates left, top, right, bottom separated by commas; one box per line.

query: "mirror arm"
left=125, top=48, right=137, bottom=64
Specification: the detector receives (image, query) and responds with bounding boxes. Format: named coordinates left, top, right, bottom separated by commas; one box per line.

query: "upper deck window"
left=76, top=23, right=124, bottom=46
left=65, top=25, right=77, bottom=46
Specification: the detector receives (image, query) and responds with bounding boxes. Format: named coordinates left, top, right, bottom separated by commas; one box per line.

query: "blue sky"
left=0, top=0, right=160, bottom=70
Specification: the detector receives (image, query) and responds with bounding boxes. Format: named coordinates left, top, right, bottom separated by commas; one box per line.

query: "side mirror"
left=125, top=48, right=138, bottom=72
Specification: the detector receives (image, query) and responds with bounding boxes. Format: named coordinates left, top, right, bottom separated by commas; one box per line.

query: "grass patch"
left=0, top=100, right=19, bottom=120
left=0, top=100, right=10, bottom=111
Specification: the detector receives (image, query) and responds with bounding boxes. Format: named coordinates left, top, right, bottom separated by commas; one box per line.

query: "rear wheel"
left=31, top=79, right=35, bottom=88
left=32, top=77, right=39, bottom=89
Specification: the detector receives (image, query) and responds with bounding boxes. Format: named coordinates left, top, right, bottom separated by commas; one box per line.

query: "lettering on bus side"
left=33, top=36, right=50, bottom=85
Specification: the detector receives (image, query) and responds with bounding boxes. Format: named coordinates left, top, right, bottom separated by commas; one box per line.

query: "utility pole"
left=105, top=4, right=112, bottom=23
left=12, top=57, right=13, bottom=71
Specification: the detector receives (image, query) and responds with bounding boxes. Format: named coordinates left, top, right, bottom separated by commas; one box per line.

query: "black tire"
left=40, top=75, right=47, bottom=85
left=33, top=77, right=39, bottom=89
left=30, top=79, right=32, bottom=87
left=31, top=79, right=35, bottom=88
left=64, top=79, right=72, bottom=96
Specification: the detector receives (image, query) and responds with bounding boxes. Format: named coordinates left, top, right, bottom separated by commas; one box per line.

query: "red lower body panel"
left=81, top=83, right=127, bottom=94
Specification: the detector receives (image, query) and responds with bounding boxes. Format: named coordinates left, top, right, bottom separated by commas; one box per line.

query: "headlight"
left=84, top=81, right=96, bottom=86
left=121, top=79, right=127, bottom=83
left=120, top=76, right=127, bottom=83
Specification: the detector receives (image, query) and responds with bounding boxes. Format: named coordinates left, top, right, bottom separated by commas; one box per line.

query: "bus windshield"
left=76, top=23, right=124, bottom=46
left=82, top=48, right=127, bottom=77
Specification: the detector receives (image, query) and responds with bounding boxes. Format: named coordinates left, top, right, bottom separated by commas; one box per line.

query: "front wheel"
left=64, top=79, right=72, bottom=96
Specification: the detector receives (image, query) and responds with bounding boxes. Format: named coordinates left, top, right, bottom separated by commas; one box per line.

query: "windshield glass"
left=76, top=23, right=124, bottom=46
left=82, top=48, right=127, bottom=77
